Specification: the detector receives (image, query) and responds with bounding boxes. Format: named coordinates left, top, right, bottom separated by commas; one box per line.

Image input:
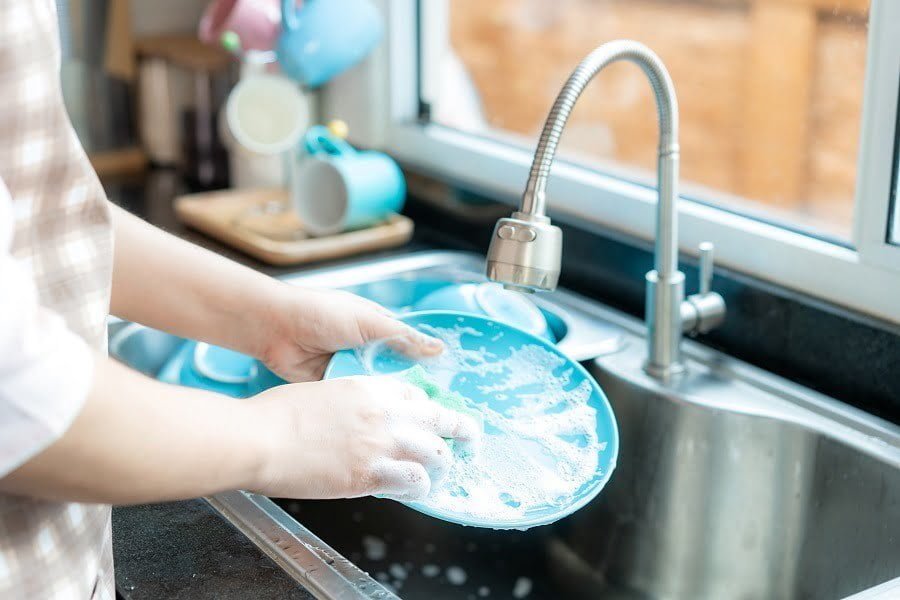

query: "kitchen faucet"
left=485, top=40, right=725, bottom=378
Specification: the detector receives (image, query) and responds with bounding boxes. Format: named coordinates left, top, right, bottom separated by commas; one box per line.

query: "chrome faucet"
left=485, top=40, right=725, bottom=378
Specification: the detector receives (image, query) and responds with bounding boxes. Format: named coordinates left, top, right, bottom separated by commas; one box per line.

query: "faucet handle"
left=698, top=241, right=714, bottom=295
left=682, top=241, right=726, bottom=336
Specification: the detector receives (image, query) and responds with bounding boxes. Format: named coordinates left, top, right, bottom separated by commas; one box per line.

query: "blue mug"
left=292, top=126, right=405, bottom=235
left=276, top=0, right=383, bottom=88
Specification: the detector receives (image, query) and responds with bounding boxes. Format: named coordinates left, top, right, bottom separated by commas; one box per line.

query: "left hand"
left=254, top=286, right=443, bottom=382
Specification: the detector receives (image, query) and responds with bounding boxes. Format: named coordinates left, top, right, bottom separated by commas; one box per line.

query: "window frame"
left=854, top=0, right=900, bottom=269
left=321, top=0, right=900, bottom=324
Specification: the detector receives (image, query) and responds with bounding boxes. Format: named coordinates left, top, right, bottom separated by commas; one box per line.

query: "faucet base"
left=643, top=358, right=686, bottom=380
left=645, top=269, right=686, bottom=378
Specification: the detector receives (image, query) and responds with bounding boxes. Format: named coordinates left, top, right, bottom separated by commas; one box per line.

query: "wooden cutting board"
left=174, top=188, right=414, bottom=265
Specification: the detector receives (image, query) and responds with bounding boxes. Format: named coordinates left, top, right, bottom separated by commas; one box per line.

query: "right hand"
left=247, top=375, right=481, bottom=501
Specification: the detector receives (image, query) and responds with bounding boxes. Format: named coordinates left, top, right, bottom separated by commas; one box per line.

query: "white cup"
left=221, top=73, right=310, bottom=188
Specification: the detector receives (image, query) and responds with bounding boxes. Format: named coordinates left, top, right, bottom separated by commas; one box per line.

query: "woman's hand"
left=255, top=286, right=443, bottom=382
left=248, top=375, right=480, bottom=500
left=0, top=357, right=479, bottom=505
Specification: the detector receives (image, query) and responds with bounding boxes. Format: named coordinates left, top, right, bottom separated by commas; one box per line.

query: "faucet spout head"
left=485, top=213, right=563, bottom=293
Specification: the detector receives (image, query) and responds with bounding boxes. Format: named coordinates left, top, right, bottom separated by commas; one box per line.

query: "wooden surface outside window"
left=439, top=0, right=870, bottom=238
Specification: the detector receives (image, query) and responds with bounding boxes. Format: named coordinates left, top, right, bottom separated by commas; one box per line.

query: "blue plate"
left=325, top=311, right=618, bottom=530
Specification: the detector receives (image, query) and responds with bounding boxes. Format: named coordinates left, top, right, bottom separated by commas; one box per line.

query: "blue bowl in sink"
left=412, top=282, right=555, bottom=341
left=158, top=341, right=285, bottom=397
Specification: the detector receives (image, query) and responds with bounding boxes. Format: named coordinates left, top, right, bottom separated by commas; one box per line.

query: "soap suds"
left=358, top=322, right=604, bottom=526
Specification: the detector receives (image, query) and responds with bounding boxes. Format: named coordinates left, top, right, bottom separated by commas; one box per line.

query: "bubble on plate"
left=355, top=322, right=604, bottom=524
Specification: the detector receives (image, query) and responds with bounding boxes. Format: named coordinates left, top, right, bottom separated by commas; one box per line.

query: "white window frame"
left=321, top=0, right=900, bottom=324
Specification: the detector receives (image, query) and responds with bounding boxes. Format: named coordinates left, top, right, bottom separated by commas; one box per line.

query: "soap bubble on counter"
left=512, top=577, right=533, bottom=598
left=388, top=563, right=407, bottom=580
left=446, top=565, right=468, bottom=585
left=355, top=322, right=604, bottom=526
left=362, top=535, right=387, bottom=561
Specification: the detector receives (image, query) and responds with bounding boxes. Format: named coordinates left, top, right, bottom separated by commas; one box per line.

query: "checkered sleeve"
left=0, top=176, right=94, bottom=478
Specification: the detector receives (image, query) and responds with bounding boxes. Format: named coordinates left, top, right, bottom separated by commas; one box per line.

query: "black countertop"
left=113, top=501, right=313, bottom=600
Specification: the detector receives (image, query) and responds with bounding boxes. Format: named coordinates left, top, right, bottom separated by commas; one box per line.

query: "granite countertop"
left=113, top=501, right=313, bottom=600
left=108, top=171, right=439, bottom=600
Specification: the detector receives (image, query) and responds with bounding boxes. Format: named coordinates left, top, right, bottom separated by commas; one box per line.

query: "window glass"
left=429, top=0, right=870, bottom=239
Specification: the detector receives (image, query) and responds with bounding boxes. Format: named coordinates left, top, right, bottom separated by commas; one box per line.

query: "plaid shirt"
left=0, top=1, right=114, bottom=598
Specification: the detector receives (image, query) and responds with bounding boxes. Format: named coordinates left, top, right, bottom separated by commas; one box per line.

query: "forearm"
left=0, top=356, right=267, bottom=504
left=109, top=204, right=284, bottom=357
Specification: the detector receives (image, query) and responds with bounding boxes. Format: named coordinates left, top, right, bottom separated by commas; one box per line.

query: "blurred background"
left=430, top=0, right=870, bottom=240
left=58, top=0, right=230, bottom=186
left=60, top=0, right=870, bottom=241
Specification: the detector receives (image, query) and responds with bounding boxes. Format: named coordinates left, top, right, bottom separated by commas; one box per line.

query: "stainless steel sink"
left=578, top=333, right=900, bottom=600
left=109, top=251, right=900, bottom=600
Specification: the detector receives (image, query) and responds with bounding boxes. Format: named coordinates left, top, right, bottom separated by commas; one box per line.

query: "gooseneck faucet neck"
left=520, top=40, right=680, bottom=278
left=486, top=40, right=732, bottom=380
left=486, top=40, right=724, bottom=379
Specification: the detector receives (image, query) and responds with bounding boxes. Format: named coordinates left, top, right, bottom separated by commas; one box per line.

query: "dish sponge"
left=403, top=365, right=482, bottom=450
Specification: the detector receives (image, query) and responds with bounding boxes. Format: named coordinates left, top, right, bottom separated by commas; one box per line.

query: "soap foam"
left=357, top=323, right=604, bottom=525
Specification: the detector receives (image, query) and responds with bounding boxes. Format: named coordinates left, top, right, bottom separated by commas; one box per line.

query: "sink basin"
left=109, top=251, right=900, bottom=600
left=574, top=340, right=900, bottom=600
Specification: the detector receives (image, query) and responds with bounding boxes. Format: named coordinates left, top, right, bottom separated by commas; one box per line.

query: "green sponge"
left=403, top=365, right=482, bottom=449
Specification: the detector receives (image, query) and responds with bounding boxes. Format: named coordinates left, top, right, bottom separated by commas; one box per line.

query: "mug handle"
left=303, top=125, right=358, bottom=157
left=282, top=0, right=300, bottom=32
